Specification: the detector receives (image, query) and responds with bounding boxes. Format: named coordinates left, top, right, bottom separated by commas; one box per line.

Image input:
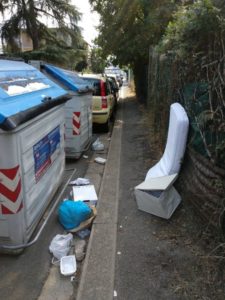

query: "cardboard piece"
left=73, top=185, right=98, bottom=206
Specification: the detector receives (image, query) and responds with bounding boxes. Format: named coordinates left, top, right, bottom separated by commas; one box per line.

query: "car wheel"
left=114, top=98, right=118, bottom=110
left=101, top=118, right=110, bottom=132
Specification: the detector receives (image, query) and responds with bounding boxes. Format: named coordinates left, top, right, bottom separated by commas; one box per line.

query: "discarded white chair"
left=135, top=103, right=189, bottom=219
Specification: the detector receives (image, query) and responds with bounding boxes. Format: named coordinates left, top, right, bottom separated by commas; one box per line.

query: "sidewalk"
left=76, top=87, right=224, bottom=300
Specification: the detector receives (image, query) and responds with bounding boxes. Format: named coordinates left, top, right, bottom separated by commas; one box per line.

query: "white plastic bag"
left=94, top=157, right=107, bottom=164
left=92, top=138, right=104, bottom=151
left=49, top=233, right=73, bottom=260
left=69, top=178, right=90, bottom=186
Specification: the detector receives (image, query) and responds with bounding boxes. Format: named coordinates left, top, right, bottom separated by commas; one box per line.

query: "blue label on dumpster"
left=33, top=126, right=60, bottom=182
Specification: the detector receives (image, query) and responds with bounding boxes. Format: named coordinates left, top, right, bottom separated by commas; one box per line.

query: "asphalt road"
left=0, top=155, right=92, bottom=299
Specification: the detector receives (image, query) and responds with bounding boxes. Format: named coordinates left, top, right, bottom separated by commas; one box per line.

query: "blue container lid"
left=42, top=64, right=93, bottom=93
left=0, top=60, right=70, bottom=130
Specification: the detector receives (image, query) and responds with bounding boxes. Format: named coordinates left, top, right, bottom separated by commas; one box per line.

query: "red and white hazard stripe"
left=73, top=112, right=81, bottom=135
left=0, top=166, right=23, bottom=214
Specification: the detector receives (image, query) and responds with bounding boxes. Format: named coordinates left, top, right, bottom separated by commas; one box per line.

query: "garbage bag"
left=58, top=200, right=92, bottom=230
left=49, top=233, right=73, bottom=260
left=92, top=138, right=104, bottom=151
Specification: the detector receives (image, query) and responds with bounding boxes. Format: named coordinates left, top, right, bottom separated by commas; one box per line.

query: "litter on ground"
left=60, top=255, right=77, bottom=276
left=76, top=229, right=91, bottom=239
left=94, top=157, right=107, bottom=164
left=73, top=185, right=98, bottom=202
left=69, top=178, right=90, bottom=186
left=92, top=138, right=104, bottom=151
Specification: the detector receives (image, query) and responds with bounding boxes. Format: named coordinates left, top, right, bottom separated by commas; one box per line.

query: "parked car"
left=107, top=76, right=120, bottom=107
left=106, top=73, right=122, bottom=87
left=80, top=74, right=116, bottom=132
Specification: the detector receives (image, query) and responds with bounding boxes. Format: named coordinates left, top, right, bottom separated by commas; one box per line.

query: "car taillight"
left=101, top=96, right=107, bottom=108
left=100, top=80, right=108, bottom=109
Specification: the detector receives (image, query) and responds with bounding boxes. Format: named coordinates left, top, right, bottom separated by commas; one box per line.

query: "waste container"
left=30, top=61, right=93, bottom=159
left=0, top=60, right=70, bottom=247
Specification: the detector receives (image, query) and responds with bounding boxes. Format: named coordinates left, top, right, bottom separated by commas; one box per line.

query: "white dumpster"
left=30, top=61, right=93, bottom=159
left=0, top=60, right=70, bottom=247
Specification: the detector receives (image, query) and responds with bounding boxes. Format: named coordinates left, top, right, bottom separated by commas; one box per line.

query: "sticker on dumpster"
left=33, top=126, right=60, bottom=182
left=0, top=165, right=23, bottom=214
left=73, top=112, right=81, bottom=135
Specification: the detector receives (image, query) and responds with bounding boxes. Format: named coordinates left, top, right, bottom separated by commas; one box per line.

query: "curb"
left=76, top=103, right=123, bottom=300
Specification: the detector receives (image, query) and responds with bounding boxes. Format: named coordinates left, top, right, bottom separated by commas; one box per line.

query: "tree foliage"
left=0, top=0, right=90, bottom=69
left=90, top=47, right=106, bottom=73
left=0, top=0, right=81, bottom=50
left=13, top=43, right=88, bottom=69
left=90, top=0, right=179, bottom=101
left=159, top=0, right=222, bottom=57
left=91, top=0, right=177, bottom=65
left=148, top=0, right=225, bottom=167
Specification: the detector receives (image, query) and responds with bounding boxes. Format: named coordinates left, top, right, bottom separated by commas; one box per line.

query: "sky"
left=73, top=0, right=100, bottom=45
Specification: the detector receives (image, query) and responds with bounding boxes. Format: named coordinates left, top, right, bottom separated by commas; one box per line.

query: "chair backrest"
left=146, top=103, right=189, bottom=179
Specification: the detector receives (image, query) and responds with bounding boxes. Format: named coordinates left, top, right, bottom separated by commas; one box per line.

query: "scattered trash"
left=83, top=155, right=88, bottom=159
left=58, top=200, right=92, bottom=230
left=114, top=290, right=118, bottom=297
left=70, top=276, right=75, bottom=282
left=76, top=229, right=91, bottom=239
left=73, top=185, right=98, bottom=205
left=117, top=251, right=121, bottom=255
left=49, top=233, right=73, bottom=260
left=92, top=138, right=104, bottom=151
left=94, top=157, right=107, bottom=164
left=74, top=239, right=86, bottom=261
left=60, top=255, right=77, bottom=276
left=69, top=178, right=90, bottom=186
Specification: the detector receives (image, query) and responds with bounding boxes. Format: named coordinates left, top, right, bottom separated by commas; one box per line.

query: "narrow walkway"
left=77, top=88, right=223, bottom=300
left=114, top=94, right=222, bottom=300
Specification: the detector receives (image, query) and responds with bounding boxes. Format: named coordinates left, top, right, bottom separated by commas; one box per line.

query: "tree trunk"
left=22, top=0, right=39, bottom=50
left=133, top=61, right=148, bottom=104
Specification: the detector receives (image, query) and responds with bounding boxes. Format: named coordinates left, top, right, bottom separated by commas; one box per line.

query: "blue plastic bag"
left=58, top=200, right=92, bottom=230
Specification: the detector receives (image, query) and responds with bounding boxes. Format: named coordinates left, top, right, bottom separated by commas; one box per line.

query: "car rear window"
left=81, top=77, right=101, bottom=96
left=81, top=77, right=112, bottom=96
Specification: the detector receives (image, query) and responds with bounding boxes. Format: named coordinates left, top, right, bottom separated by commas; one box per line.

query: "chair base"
left=135, top=185, right=181, bottom=219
